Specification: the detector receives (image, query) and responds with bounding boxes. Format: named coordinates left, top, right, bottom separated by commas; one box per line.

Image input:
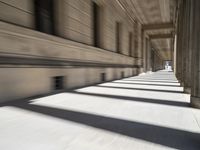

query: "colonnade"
left=175, top=0, right=200, bottom=108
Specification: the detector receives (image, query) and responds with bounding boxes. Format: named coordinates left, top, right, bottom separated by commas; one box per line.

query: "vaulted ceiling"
left=118, top=0, right=177, bottom=60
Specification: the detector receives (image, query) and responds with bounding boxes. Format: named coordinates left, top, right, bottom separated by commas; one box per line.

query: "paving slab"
left=0, top=70, right=200, bottom=150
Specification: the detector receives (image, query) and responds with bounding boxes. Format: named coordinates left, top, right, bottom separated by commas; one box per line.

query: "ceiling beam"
left=149, top=33, right=173, bottom=39
left=142, top=22, right=174, bottom=30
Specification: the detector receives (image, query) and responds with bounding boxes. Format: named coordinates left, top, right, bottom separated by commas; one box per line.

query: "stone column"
left=146, top=39, right=152, bottom=72
left=179, top=0, right=185, bottom=86
left=133, top=20, right=140, bottom=74
left=180, top=0, right=186, bottom=87
left=178, top=0, right=191, bottom=93
left=175, top=0, right=183, bottom=83
left=142, top=31, right=152, bottom=72
left=190, top=0, right=200, bottom=108
left=149, top=42, right=153, bottom=71
left=151, top=50, right=162, bottom=72
left=182, top=0, right=192, bottom=93
left=173, top=34, right=177, bottom=74
left=151, top=49, right=155, bottom=72
left=171, top=38, right=174, bottom=71
left=142, top=29, right=147, bottom=72
left=136, top=22, right=143, bottom=74
left=141, top=29, right=145, bottom=72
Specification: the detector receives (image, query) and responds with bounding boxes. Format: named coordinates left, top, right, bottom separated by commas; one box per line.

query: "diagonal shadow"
left=134, top=79, right=178, bottom=82
left=11, top=102, right=200, bottom=150
left=71, top=91, right=189, bottom=108
left=96, top=85, right=183, bottom=93
left=133, top=78, right=177, bottom=81
left=123, top=79, right=179, bottom=84
left=145, top=73, right=174, bottom=76
left=112, top=81, right=181, bottom=87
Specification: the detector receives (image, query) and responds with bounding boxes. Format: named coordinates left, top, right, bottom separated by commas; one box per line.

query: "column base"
left=191, top=96, right=200, bottom=109
left=180, top=82, right=184, bottom=87
left=184, top=87, right=191, bottom=94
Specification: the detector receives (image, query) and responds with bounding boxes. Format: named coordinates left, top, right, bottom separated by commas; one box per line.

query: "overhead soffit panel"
left=119, top=0, right=176, bottom=60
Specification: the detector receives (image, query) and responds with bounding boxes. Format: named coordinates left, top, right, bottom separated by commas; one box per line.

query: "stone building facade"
left=0, top=0, right=164, bottom=102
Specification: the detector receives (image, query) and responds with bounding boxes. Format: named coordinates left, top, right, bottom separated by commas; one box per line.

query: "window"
left=53, top=76, right=64, bottom=90
left=151, top=49, right=155, bottom=71
left=34, top=0, right=55, bottom=34
left=101, top=73, right=106, bottom=82
left=116, top=22, right=122, bottom=53
left=93, top=2, right=101, bottom=47
left=121, top=71, right=124, bottom=78
left=129, top=32, right=133, bottom=56
left=134, top=21, right=138, bottom=57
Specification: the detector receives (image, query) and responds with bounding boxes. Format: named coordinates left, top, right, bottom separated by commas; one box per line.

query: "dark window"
left=134, top=21, right=138, bottom=56
left=116, top=22, right=122, bottom=53
left=93, top=2, right=101, bottom=47
left=132, top=70, right=135, bottom=76
left=129, top=32, right=133, bottom=56
left=101, top=73, right=106, bottom=82
left=53, top=76, right=64, bottom=90
left=121, top=71, right=124, bottom=78
left=151, top=49, right=155, bottom=71
left=134, top=40, right=138, bottom=56
left=34, top=0, right=55, bottom=34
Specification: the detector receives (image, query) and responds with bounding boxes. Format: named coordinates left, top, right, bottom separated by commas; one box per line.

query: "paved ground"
left=0, top=70, right=200, bottom=150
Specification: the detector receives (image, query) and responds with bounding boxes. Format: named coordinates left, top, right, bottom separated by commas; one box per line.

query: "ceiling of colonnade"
left=118, top=0, right=177, bottom=60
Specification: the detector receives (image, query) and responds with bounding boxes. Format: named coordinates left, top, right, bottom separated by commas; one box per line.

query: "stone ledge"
left=0, top=21, right=143, bottom=66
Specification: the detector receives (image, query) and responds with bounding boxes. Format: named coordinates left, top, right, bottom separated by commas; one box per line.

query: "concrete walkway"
left=0, top=70, right=200, bottom=150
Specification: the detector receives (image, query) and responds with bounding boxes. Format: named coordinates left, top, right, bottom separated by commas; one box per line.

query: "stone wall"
left=0, top=0, right=142, bottom=102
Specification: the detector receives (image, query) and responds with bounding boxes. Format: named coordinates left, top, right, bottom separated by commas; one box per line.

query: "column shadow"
left=123, top=79, right=179, bottom=84
left=96, top=85, right=183, bottom=93
left=132, top=78, right=178, bottom=82
left=11, top=102, right=200, bottom=150
left=111, top=81, right=181, bottom=87
left=71, top=91, right=189, bottom=108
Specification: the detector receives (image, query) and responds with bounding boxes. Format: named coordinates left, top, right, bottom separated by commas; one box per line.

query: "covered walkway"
left=0, top=71, right=200, bottom=150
